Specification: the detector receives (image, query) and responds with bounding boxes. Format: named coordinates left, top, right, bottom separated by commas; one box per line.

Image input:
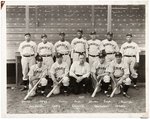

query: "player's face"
left=37, top=61, right=42, bottom=68
left=99, top=57, right=105, bottom=63
left=25, top=35, right=31, bottom=42
left=42, top=37, right=47, bottom=43
left=107, top=35, right=113, bottom=40
left=90, top=34, right=96, bottom=40
left=60, top=35, right=65, bottom=41
left=57, top=57, right=63, bottom=63
left=116, top=57, right=122, bottom=63
left=77, top=32, right=82, bottom=39
left=79, top=55, right=85, bottom=64
left=126, top=36, right=132, bottom=43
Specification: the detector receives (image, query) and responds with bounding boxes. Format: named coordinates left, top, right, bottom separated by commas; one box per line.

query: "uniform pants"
left=62, top=55, right=71, bottom=67
left=105, top=54, right=115, bottom=63
left=88, top=56, right=99, bottom=69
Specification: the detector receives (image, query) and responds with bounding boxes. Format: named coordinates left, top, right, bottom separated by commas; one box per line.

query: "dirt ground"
left=7, top=83, right=146, bottom=114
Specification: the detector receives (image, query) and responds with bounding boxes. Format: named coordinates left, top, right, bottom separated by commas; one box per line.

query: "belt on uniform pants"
left=61, top=53, right=69, bottom=55
left=124, top=55, right=136, bottom=57
left=89, top=54, right=99, bottom=57
left=23, top=54, right=34, bottom=57
left=106, top=52, right=115, bottom=55
left=76, top=74, right=83, bottom=77
left=74, top=51, right=85, bottom=54
left=40, top=54, right=52, bottom=57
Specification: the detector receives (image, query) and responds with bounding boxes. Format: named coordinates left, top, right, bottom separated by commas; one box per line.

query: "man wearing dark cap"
left=91, top=52, right=111, bottom=97
left=88, top=31, right=105, bottom=67
left=107, top=52, right=131, bottom=98
left=27, top=55, right=48, bottom=97
left=50, top=53, right=70, bottom=95
left=71, top=29, right=88, bottom=62
left=37, top=33, right=54, bottom=78
left=120, top=33, right=140, bottom=89
left=102, top=32, right=119, bottom=63
left=54, top=32, right=71, bottom=67
left=18, top=33, right=37, bottom=91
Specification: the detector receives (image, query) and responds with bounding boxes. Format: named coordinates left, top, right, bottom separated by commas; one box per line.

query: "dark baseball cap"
left=56, top=53, right=63, bottom=58
left=59, top=32, right=65, bottom=36
left=24, top=33, right=31, bottom=36
left=107, top=32, right=113, bottom=36
left=99, top=53, right=106, bottom=58
left=35, top=55, right=43, bottom=62
left=90, top=31, right=96, bottom=35
left=77, top=29, right=83, bottom=34
left=115, top=52, right=122, bottom=57
left=41, top=34, right=47, bottom=38
left=126, top=33, right=132, bottom=37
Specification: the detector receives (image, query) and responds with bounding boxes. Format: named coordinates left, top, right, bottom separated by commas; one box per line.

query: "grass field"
left=7, top=83, right=145, bottom=114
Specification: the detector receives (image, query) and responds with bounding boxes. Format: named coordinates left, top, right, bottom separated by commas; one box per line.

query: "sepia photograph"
left=1, top=0, right=149, bottom=118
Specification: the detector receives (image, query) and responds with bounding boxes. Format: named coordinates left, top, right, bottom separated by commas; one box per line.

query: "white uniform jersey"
left=107, top=60, right=129, bottom=77
left=71, top=37, right=88, bottom=57
left=28, top=64, right=47, bottom=78
left=91, top=60, right=109, bottom=76
left=37, top=42, right=54, bottom=55
left=120, top=41, right=140, bottom=62
left=88, top=39, right=104, bottom=55
left=102, top=39, right=119, bottom=53
left=50, top=61, right=69, bottom=78
left=54, top=40, right=71, bottom=54
left=19, top=41, right=37, bottom=56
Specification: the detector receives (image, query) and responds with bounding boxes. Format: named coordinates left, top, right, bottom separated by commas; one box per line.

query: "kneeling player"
left=91, top=53, right=111, bottom=97
left=69, top=53, right=91, bottom=94
left=108, top=52, right=131, bottom=98
left=50, top=53, right=70, bottom=95
left=28, top=55, right=48, bottom=97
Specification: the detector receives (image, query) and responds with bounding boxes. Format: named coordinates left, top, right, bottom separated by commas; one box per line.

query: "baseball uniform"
left=50, top=61, right=70, bottom=95
left=71, top=37, right=88, bottom=62
left=102, top=39, right=119, bottom=63
left=37, top=41, right=54, bottom=76
left=54, top=40, right=71, bottom=67
left=19, top=40, right=37, bottom=82
left=88, top=39, right=104, bottom=67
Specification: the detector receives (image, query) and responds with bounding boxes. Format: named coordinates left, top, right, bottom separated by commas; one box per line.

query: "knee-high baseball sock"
left=123, top=85, right=129, bottom=93
left=132, top=78, right=137, bottom=86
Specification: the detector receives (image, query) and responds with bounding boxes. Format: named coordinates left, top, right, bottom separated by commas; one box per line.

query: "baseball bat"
left=91, top=73, right=107, bottom=98
left=46, top=78, right=63, bottom=98
left=23, top=69, right=46, bottom=100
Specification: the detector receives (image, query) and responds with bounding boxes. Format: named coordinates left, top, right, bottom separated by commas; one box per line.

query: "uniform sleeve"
left=69, top=62, right=76, bottom=77
left=28, top=66, right=35, bottom=77
left=64, top=63, right=69, bottom=76
left=91, top=62, right=96, bottom=73
left=50, top=64, right=55, bottom=75
left=120, top=44, right=124, bottom=55
left=85, top=40, right=88, bottom=58
left=54, top=42, right=57, bottom=54
left=82, top=63, right=90, bottom=78
left=33, top=42, right=37, bottom=56
left=71, top=39, right=75, bottom=59
left=67, top=42, right=71, bottom=54
left=114, top=42, right=119, bottom=52
left=135, top=44, right=140, bottom=63
left=37, top=43, right=40, bottom=54
left=51, top=43, right=55, bottom=56
left=99, top=41, right=105, bottom=51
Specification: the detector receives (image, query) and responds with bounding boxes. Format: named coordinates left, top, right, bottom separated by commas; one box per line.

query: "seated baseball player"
left=27, top=55, right=48, bottom=97
left=69, top=53, right=91, bottom=94
left=108, top=52, right=131, bottom=98
left=50, top=53, right=70, bottom=95
left=91, top=52, right=111, bottom=97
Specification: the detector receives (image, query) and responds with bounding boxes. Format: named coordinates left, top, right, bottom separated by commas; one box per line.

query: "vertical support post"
left=91, top=5, right=95, bottom=30
left=107, top=5, right=112, bottom=32
left=25, top=6, right=29, bottom=32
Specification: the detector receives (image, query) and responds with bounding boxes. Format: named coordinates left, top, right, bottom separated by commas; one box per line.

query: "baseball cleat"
left=123, top=92, right=130, bottom=98
left=20, top=86, right=28, bottom=91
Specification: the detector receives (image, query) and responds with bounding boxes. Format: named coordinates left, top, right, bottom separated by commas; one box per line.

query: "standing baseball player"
left=69, top=53, right=91, bottom=94
left=27, top=55, right=48, bottom=97
left=88, top=31, right=105, bottom=67
left=50, top=53, right=70, bottom=95
left=120, top=33, right=140, bottom=89
left=107, top=52, right=131, bottom=98
left=91, top=53, right=111, bottom=97
left=102, top=32, right=119, bottom=63
left=18, top=33, right=37, bottom=91
left=54, top=32, right=71, bottom=67
left=37, top=34, right=54, bottom=77
left=71, top=29, right=88, bottom=62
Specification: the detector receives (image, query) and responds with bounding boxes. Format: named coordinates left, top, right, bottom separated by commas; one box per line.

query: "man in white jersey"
left=88, top=31, right=105, bottom=67
left=19, top=33, right=37, bottom=91
left=102, top=32, right=119, bottom=63
left=69, top=53, right=91, bottom=94
left=37, top=34, right=54, bottom=78
left=71, top=29, right=88, bottom=62
left=50, top=53, right=70, bottom=95
left=120, top=33, right=140, bottom=89
left=91, top=53, right=111, bottom=97
left=107, top=52, right=131, bottom=98
left=28, top=55, right=48, bottom=97
left=54, top=32, right=71, bottom=67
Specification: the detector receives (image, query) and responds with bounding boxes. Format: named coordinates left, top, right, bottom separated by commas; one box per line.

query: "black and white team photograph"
left=0, top=0, right=149, bottom=118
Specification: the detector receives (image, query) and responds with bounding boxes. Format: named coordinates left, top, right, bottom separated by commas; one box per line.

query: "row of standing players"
left=18, top=30, right=140, bottom=98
